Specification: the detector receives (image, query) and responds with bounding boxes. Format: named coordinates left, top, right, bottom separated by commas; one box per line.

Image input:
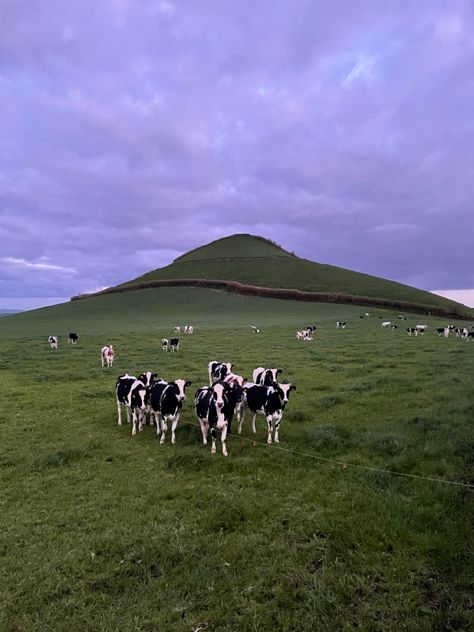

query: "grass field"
left=0, top=288, right=473, bottom=631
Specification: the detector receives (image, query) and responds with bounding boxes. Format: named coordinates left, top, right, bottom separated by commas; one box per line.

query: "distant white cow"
left=184, top=325, right=193, bottom=334
left=381, top=321, right=392, bottom=328
left=416, top=324, right=428, bottom=333
left=101, top=345, right=114, bottom=367
left=174, top=326, right=181, bottom=334
left=48, top=336, right=58, bottom=350
left=296, top=330, right=310, bottom=340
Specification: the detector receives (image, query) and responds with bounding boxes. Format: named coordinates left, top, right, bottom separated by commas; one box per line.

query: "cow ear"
left=153, top=373, right=157, bottom=379
left=290, top=385, right=297, bottom=391
left=185, top=380, right=192, bottom=387
left=277, top=368, right=282, bottom=375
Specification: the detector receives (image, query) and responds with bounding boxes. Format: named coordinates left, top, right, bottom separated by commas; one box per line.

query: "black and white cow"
left=101, top=345, right=114, bottom=367
left=252, top=367, right=282, bottom=386
left=138, top=371, right=158, bottom=425
left=223, top=373, right=247, bottom=431
left=161, top=338, right=169, bottom=352
left=336, top=321, right=347, bottom=329
left=48, top=335, right=58, bottom=350
left=195, top=382, right=232, bottom=456
left=306, top=325, right=316, bottom=333
left=169, top=338, right=179, bottom=352
left=116, top=374, right=148, bottom=435
left=208, top=361, right=235, bottom=386
left=150, top=378, right=191, bottom=444
left=415, top=324, right=428, bottom=333
left=239, top=382, right=296, bottom=444
left=406, top=327, right=418, bottom=336
left=68, top=332, right=78, bottom=344
left=184, top=325, right=194, bottom=334
left=464, top=331, right=474, bottom=340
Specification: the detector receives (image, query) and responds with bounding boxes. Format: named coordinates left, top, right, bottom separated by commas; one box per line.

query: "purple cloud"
left=1, top=0, right=473, bottom=305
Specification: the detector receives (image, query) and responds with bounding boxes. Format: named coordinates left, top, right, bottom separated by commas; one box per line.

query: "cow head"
left=276, top=383, right=296, bottom=405
left=131, top=383, right=147, bottom=411
left=174, top=379, right=192, bottom=401
left=212, top=382, right=227, bottom=410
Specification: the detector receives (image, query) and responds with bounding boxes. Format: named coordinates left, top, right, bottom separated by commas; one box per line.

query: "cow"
left=169, top=338, right=179, bottom=352
left=161, top=338, right=169, bottom=352
left=208, top=361, right=235, bottom=386
left=406, top=327, right=418, bottom=336
left=174, top=326, right=181, bottom=334
left=252, top=367, right=282, bottom=386
left=239, top=382, right=296, bottom=444
left=116, top=375, right=148, bottom=435
left=48, top=336, right=58, bottom=350
left=138, top=371, right=158, bottom=425
left=436, top=327, right=450, bottom=337
left=416, top=324, right=428, bottom=332
left=223, top=373, right=247, bottom=430
left=381, top=321, right=392, bottom=328
left=101, top=345, right=114, bottom=367
left=336, top=321, right=347, bottom=329
left=296, top=330, right=311, bottom=340
left=68, top=332, right=78, bottom=344
left=150, top=378, right=191, bottom=444
left=464, top=331, right=474, bottom=340
left=184, top=325, right=193, bottom=334
left=249, top=325, right=260, bottom=333
left=391, top=324, right=398, bottom=330
left=195, top=382, right=233, bottom=456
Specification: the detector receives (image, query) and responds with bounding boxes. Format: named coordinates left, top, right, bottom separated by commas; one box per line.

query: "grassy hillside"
left=0, top=289, right=473, bottom=631
left=111, top=234, right=472, bottom=317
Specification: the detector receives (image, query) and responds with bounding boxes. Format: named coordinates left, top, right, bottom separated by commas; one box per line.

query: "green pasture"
left=0, top=288, right=473, bottom=631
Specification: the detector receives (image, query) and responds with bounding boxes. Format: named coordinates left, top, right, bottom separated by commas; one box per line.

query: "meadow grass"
left=0, top=288, right=473, bottom=631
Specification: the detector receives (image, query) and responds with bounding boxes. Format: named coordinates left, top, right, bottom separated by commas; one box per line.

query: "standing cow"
left=101, top=345, right=115, bottom=367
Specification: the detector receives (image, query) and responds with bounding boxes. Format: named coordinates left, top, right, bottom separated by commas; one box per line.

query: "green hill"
left=93, top=234, right=471, bottom=318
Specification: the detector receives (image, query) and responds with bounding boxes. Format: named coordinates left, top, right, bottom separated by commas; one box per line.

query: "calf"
left=48, top=335, right=58, bottom=350
left=195, top=382, right=232, bottom=456
left=150, top=378, right=191, bottom=444
left=161, top=338, right=169, bottom=352
left=336, top=321, right=347, bottom=329
left=169, top=338, right=179, bottom=352
left=240, top=382, right=296, bottom=444
left=116, top=375, right=148, bottom=435
left=406, top=327, right=418, bottom=336
left=68, top=332, right=78, bottom=344
left=252, top=367, right=282, bottom=386
left=101, top=345, right=115, bottom=367
left=208, top=361, right=235, bottom=386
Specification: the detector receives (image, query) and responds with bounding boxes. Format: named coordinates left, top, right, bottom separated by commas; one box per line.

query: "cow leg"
left=154, top=412, right=161, bottom=435
left=160, top=417, right=168, bottom=444
left=132, top=410, right=139, bottom=436
left=117, top=400, right=123, bottom=425
left=221, top=423, right=228, bottom=457
left=237, top=406, right=245, bottom=434
left=251, top=413, right=257, bottom=434
left=126, top=406, right=132, bottom=424
left=210, top=427, right=217, bottom=454
left=171, top=413, right=180, bottom=444
left=266, top=416, right=273, bottom=444
left=199, top=419, right=208, bottom=444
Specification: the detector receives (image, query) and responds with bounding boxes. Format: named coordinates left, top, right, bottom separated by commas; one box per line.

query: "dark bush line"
left=71, top=278, right=473, bottom=319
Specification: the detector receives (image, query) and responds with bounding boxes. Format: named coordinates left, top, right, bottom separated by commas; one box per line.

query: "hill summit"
left=78, top=234, right=472, bottom=318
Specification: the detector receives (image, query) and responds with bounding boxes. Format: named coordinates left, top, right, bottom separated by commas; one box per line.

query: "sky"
left=1, top=0, right=473, bottom=310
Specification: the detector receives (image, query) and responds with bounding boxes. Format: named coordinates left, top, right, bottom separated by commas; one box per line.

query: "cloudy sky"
left=1, top=0, right=473, bottom=309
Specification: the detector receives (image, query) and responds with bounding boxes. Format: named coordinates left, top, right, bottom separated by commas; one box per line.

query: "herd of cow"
left=115, top=364, right=296, bottom=456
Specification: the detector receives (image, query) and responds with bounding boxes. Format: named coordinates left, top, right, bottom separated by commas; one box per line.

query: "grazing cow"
left=169, top=338, right=179, bottom=352
left=464, top=331, right=474, bottom=340
left=249, top=325, right=260, bottom=333
left=48, top=335, right=58, bottom=350
left=101, top=345, right=114, bottom=367
left=68, top=332, right=78, bottom=344
left=436, top=327, right=445, bottom=335
left=381, top=321, right=392, bottom=328
left=240, top=382, right=296, bottom=444
left=453, top=327, right=464, bottom=337
left=150, top=378, right=191, bottom=444
left=306, top=325, right=316, bottom=334
left=406, top=327, right=418, bottom=336
left=336, top=321, right=347, bottom=329
left=296, top=330, right=311, bottom=340
left=390, top=324, right=398, bottom=330
left=116, top=375, right=148, bottom=435
left=161, top=338, right=169, bottom=352
left=184, top=325, right=194, bottom=334
left=195, top=382, right=233, bottom=456
left=252, top=367, right=282, bottom=386
left=174, top=326, right=181, bottom=334
left=416, top=324, right=428, bottom=332
left=208, top=361, right=235, bottom=386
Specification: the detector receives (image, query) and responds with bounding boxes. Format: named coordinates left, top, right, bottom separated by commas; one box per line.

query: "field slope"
left=90, top=234, right=473, bottom=318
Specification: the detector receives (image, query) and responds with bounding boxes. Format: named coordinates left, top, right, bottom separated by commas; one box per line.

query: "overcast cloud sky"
left=1, top=0, right=473, bottom=309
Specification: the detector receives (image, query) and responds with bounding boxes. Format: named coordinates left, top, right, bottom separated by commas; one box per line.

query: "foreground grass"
left=0, top=291, right=473, bottom=631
